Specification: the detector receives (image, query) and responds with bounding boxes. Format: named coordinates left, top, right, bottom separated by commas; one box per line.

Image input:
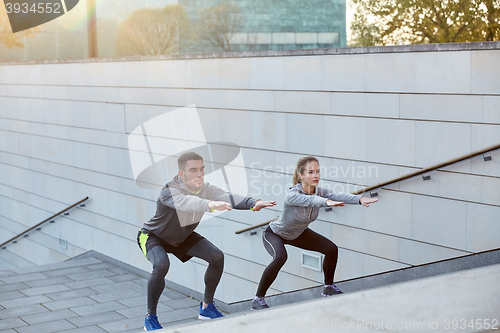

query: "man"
left=137, top=152, right=276, bottom=331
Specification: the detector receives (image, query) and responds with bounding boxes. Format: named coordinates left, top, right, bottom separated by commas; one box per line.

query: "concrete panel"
left=415, top=51, right=471, bottom=94
left=332, top=92, right=399, bottom=118
left=286, top=113, right=324, bottom=156
left=43, top=85, right=67, bottom=100
left=121, top=62, right=146, bottom=87
left=330, top=223, right=400, bottom=263
left=365, top=53, right=415, bottom=93
left=471, top=123, right=500, bottom=151
left=105, top=103, right=125, bottom=133
left=0, top=66, right=5, bottom=84
left=284, top=56, right=323, bottom=91
left=415, top=121, right=471, bottom=168
left=66, top=86, right=92, bottom=101
left=28, top=66, right=42, bottom=85
left=411, top=195, right=467, bottom=250
left=191, top=59, right=220, bottom=89
left=399, top=170, right=483, bottom=204
left=218, top=260, right=261, bottom=301
left=9, top=65, right=28, bottom=85
left=481, top=176, right=500, bottom=206
left=86, top=62, right=106, bottom=86
left=55, top=100, right=72, bottom=127
left=105, top=147, right=129, bottom=178
left=466, top=203, right=500, bottom=252
left=366, top=118, right=416, bottom=166
left=124, top=103, right=147, bottom=134
left=185, top=89, right=226, bottom=109
left=275, top=91, right=330, bottom=114
left=226, top=90, right=273, bottom=111
left=90, top=87, right=119, bottom=103
left=400, top=94, right=482, bottom=122
left=363, top=190, right=412, bottom=238
left=103, top=62, right=124, bottom=87
left=117, top=87, right=148, bottom=104
left=71, top=101, right=90, bottom=129
left=148, top=88, right=185, bottom=107
left=5, top=97, right=18, bottom=120
left=471, top=50, right=500, bottom=94
left=324, top=116, right=367, bottom=160
left=252, top=111, right=286, bottom=151
left=144, top=61, right=168, bottom=88
left=220, top=58, right=251, bottom=89
left=483, top=96, right=500, bottom=124
left=69, top=63, right=89, bottom=86
left=399, top=238, right=467, bottom=266
left=163, top=60, right=192, bottom=88
left=196, top=107, right=223, bottom=143
left=249, top=57, right=284, bottom=90
left=364, top=255, right=407, bottom=276
left=335, top=248, right=365, bottom=281
left=88, top=144, right=108, bottom=174
left=4, top=66, right=17, bottom=84
left=470, top=145, right=500, bottom=178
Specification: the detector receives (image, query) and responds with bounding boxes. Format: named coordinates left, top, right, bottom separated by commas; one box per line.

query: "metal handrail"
left=235, top=143, right=500, bottom=234
left=0, top=197, right=90, bottom=248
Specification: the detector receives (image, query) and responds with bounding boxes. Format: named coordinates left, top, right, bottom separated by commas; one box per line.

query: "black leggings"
left=256, top=226, right=339, bottom=297
left=146, top=238, right=224, bottom=314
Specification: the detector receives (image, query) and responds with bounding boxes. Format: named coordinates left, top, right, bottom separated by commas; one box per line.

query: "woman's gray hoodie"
left=269, top=184, right=362, bottom=240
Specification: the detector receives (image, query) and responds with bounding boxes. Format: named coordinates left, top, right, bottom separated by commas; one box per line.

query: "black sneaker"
left=322, top=284, right=343, bottom=296
left=251, top=297, right=270, bottom=310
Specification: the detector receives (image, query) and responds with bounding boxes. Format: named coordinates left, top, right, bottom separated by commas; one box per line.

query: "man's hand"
left=208, top=201, right=232, bottom=211
left=326, top=200, right=345, bottom=207
left=252, top=200, right=277, bottom=211
left=359, top=196, right=378, bottom=207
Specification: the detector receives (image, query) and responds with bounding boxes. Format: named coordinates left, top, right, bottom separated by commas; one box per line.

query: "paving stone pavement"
left=0, top=258, right=214, bottom=332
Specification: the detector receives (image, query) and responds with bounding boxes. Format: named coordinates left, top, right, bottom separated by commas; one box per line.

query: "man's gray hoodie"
left=142, top=175, right=258, bottom=246
left=270, top=184, right=362, bottom=240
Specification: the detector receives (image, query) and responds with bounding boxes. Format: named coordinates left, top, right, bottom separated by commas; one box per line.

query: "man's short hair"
left=178, top=152, right=204, bottom=170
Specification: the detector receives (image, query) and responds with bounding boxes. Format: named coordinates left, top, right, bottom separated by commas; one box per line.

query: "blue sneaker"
left=198, top=302, right=224, bottom=320
left=144, top=313, right=162, bottom=331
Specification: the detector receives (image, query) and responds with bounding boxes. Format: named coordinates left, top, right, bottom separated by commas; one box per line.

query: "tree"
left=349, top=0, right=500, bottom=46
left=197, top=2, right=243, bottom=52
left=0, top=0, right=38, bottom=49
left=115, top=4, right=190, bottom=56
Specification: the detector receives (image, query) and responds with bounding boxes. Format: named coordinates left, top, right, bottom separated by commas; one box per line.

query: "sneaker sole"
left=199, top=314, right=224, bottom=320
left=198, top=314, right=211, bottom=320
left=144, top=326, right=162, bottom=331
left=322, top=293, right=343, bottom=297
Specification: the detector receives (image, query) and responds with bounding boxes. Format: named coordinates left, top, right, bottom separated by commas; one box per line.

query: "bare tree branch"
left=116, top=5, right=191, bottom=56
left=197, top=2, right=243, bottom=52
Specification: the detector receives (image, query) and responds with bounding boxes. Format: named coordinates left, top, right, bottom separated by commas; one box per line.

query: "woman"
left=252, top=156, right=378, bottom=310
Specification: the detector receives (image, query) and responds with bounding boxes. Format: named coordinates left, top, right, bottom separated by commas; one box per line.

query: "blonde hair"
left=292, top=156, right=319, bottom=185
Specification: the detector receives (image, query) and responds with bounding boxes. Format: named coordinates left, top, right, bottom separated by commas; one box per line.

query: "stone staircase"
left=0, top=257, right=202, bottom=333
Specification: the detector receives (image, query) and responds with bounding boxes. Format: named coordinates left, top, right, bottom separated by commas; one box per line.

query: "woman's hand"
left=326, top=199, right=344, bottom=207
left=359, top=196, right=378, bottom=207
left=252, top=200, right=277, bottom=211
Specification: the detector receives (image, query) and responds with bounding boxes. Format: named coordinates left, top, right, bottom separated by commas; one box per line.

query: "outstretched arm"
left=319, top=187, right=362, bottom=205
left=206, top=184, right=260, bottom=210
left=285, top=190, right=329, bottom=207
